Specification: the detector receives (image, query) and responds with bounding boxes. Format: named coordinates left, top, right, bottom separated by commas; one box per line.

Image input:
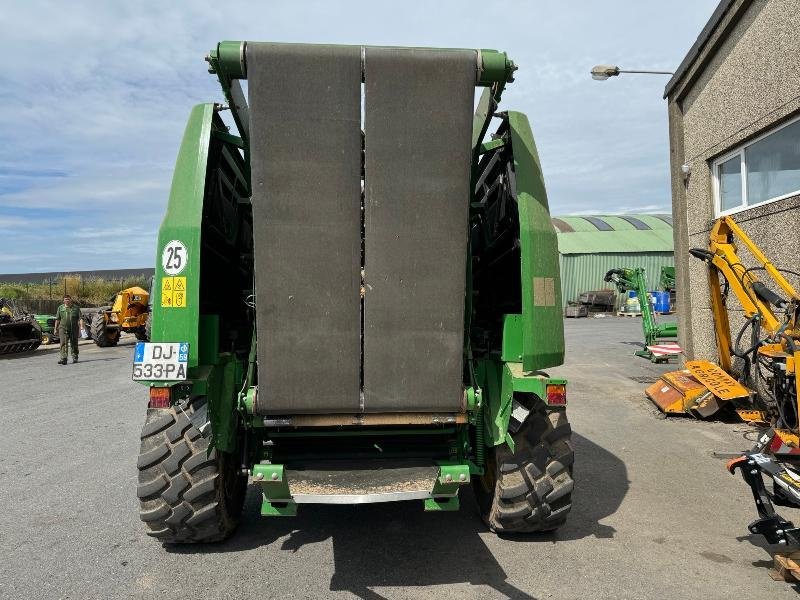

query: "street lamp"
left=590, top=64, right=674, bottom=81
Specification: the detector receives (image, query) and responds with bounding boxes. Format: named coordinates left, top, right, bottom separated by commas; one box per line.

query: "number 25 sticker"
left=162, top=240, right=187, bottom=276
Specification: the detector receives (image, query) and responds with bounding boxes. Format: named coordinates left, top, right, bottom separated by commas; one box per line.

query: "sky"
left=0, top=0, right=720, bottom=273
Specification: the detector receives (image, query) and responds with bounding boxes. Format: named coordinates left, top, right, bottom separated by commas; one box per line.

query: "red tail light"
left=546, top=384, right=567, bottom=406
left=148, top=387, right=171, bottom=408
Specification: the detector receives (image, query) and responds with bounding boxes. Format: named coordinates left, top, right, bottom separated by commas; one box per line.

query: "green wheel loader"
left=134, top=41, right=573, bottom=543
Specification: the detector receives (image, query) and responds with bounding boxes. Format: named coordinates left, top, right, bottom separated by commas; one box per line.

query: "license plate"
left=133, top=342, right=189, bottom=381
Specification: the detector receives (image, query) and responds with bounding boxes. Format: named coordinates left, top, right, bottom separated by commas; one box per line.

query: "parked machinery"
left=89, top=286, right=150, bottom=347
left=132, top=41, right=573, bottom=543
left=645, top=217, right=797, bottom=426
left=0, top=298, right=42, bottom=355
left=33, top=314, right=59, bottom=345
left=659, top=265, right=676, bottom=291
left=604, top=267, right=679, bottom=362
left=683, top=217, right=799, bottom=546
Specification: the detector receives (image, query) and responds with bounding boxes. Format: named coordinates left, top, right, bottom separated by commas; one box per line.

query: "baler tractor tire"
left=144, top=312, right=152, bottom=342
left=134, top=324, right=148, bottom=341
left=41, top=333, right=51, bottom=345
left=90, top=312, right=119, bottom=347
left=137, top=397, right=247, bottom=543
left=474, top=403, right=574, bottom=533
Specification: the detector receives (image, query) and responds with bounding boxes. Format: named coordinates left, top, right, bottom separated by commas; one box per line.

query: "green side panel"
left=475, top=358, right=513, bottom=448
left=500, top=314, right=523, bottom=363
left=508, top=111, right=564, bottom=371
left=206, top=353, right=238, bottom=452
left=151, top=103, right=214, bottom=369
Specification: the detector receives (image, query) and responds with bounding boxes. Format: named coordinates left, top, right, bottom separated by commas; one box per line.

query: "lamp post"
left=590, top=64, right=673, bottom=81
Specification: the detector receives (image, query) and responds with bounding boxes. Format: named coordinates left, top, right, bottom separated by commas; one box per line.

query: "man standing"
left=54, top=294, right=81, bottom=365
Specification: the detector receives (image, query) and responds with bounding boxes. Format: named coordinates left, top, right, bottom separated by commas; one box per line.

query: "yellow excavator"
left=645, top=216, right=799, bottom=545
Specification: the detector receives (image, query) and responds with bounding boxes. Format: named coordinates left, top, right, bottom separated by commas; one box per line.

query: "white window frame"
left=712, top=114, right=800, bottom=217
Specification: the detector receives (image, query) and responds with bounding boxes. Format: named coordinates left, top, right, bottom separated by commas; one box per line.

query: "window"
left=712, top=116, right=800, bottom=216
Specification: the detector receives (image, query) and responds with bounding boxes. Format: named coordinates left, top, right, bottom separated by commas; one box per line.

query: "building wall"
left=559, top=252, right=674, bottom=309
left=668, top=0, right=800, bottom=362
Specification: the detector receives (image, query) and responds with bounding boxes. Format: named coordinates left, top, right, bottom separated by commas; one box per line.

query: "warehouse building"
left=665, top=0, right=800, bottom=361
left=552, top=214, right=675, bottom=309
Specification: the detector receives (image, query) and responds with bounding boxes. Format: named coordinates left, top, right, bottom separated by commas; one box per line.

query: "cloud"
left=1, top=0, right=719, bottom=272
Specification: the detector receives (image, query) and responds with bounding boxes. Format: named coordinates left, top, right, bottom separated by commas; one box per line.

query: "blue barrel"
left=627, top=290, right=637, bottom=298
left=652, top=291, right=670, bottom=313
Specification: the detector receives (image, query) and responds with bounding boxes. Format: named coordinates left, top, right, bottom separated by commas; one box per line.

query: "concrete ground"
left=1, top=318, right=798, bottom=599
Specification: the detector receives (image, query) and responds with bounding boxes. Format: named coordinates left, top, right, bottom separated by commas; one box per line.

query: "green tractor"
left=34, top=314, right=59, bottom=345
left=135, top=41, right=573, bottom=542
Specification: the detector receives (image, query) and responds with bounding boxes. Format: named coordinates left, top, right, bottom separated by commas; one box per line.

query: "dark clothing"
left=56, top=303, right=81, bottom=360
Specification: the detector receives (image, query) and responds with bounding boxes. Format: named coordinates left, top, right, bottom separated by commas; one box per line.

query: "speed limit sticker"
left=162, top=240, right=187, bottom=276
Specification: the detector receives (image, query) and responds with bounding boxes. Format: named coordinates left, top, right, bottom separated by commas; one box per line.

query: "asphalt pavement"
left=1, top=318, right=798, bottom=599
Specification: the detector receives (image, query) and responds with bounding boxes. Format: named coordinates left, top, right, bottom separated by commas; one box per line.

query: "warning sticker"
left=174, top=290, right=186, bottom=308
left=161, top=276, right=187, bottom=308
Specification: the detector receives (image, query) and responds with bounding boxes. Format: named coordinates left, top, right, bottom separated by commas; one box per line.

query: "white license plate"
left=133, top=342, right=188, bottom=381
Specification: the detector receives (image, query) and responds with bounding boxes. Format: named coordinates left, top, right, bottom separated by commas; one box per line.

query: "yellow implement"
left=90, top=286, right=151, bottom=347
left=645, top=362, right=754, bottom=418
left=646, top=216, right=798, bottom=421
left=645, top=370, right=709, bottom=415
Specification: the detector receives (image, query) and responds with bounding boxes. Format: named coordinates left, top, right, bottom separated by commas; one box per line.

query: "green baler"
left=135, top=41, right=573, bottom=543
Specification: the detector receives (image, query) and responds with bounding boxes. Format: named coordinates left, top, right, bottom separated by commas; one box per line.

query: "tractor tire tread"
left=481, top=405, right=574, bottom=533
left=136, top=400, right=246, bottom=544
left=140, top=411, right=175, bottom=438
left=90, top=312, right=119, bottom=347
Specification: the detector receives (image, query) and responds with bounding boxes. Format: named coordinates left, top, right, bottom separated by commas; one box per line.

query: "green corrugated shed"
left=551, top=214, right=675, bottom=309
